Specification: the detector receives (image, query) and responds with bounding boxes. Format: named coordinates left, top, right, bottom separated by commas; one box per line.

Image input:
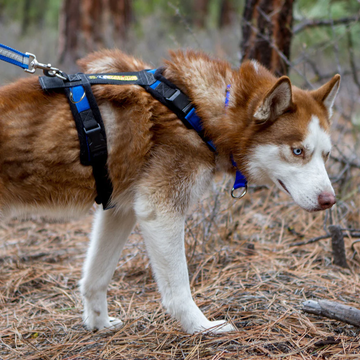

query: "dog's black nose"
left=318, top=192, right=336, bottom=210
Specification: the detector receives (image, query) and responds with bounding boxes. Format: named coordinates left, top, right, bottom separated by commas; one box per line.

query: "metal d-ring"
left=231, top=184, right=247, bottom=199
left=69, top=89, right=86, bottom=104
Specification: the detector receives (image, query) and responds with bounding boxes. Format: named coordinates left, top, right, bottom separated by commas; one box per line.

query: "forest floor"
left=1, top=191, right=360, bottom=359
left=1, top=114, right=360, bottom=360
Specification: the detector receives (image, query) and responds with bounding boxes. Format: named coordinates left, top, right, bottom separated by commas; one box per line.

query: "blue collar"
left=225, top=85, right=248, bottom=198
left=180, top=83, right=247, bottom=198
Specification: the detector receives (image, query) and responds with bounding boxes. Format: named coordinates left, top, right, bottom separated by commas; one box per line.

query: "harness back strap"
left=40, top=69, right=216, bottom=151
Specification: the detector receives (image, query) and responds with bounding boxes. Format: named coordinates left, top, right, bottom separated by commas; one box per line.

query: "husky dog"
left=0, top=50, right=340, bottom=334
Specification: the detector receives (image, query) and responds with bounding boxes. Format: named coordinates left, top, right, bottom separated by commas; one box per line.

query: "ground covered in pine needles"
left=1, top=116, right=360, bottom=359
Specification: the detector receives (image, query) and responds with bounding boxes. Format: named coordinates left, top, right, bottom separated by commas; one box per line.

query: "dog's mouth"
left=278, top=179, right=290, bottom=195
left=278, top=179, right=323, bottom=213
left=309, top=207, right=322, bottom=213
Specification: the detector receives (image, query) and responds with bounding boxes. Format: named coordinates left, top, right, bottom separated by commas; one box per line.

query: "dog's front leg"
left=135, top=195, right=235, bottom=334
left=80, top=207, right=136, bottom=331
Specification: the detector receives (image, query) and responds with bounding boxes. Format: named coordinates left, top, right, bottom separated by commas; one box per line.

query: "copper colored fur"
left=0, top=49, right=340, bottom=333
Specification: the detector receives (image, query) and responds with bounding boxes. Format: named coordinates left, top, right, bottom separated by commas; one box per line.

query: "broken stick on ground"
left=303, top=299, right=360, bottom=327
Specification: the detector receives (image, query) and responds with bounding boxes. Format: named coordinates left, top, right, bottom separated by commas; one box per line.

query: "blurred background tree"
left=58, top=0, right=133, bottom=70
left=241, top=0, right=294, bottom=76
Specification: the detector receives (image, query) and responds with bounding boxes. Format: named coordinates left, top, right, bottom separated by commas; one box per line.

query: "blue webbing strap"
left=0, top=43, right=30, bottom=69
left=69, top=85, right=92, bottom=162
left=225, top=85, right=248, bottom=196
left=147, top=69, right=216, bottom=152
left=64, top=77, right=113, bottom=210
left=184, top=108, right=216, bottom=151
left=148, top=71, right=247, bottom=197
left=71, top=85, right=90, bottom=113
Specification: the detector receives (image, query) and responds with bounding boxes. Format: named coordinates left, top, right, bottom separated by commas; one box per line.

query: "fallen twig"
left=290, top=235, right=331, bottom=247
left=303, top=299, right=360, bottom=327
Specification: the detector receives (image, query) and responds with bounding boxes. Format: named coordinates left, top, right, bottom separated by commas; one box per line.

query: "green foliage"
left=296, top=0, right=350, bottom=18
left=133, top=0, right=243, bottom=30
left=292, top=0, right=360, bottom=67
left=0, top=0, right=60, bottom=28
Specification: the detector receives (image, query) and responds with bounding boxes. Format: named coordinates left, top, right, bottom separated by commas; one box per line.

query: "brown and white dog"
left=0, top=50, right=340, bottom=334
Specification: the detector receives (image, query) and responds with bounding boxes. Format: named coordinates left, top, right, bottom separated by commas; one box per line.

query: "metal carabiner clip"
left=231, top=184, right=247, bottom=199
left=25, top=52, right=68, bottom=80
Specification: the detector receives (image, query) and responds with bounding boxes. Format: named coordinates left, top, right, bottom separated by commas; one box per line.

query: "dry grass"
left=1, top=115, right=359, bottom=359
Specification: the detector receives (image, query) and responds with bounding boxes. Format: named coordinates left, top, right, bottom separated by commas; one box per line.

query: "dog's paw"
left=84, top=316, right=123, bottom=332
left=188, top=320, right=236, bottom=334
left=204, top=320, right=236, bottom=334
left=103, top=317, right=124, bottom=331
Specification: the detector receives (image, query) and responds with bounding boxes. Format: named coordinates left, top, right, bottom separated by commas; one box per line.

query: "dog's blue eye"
left=293, top=148, right=303, bottom=156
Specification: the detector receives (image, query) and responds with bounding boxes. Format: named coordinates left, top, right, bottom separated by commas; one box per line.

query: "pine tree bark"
left=241, top=0, right=294, bottom=76
left=194, top=0, right=210, bottom=28
left=219, top=0, right=234, bottom=28
left=109, top=0, right=132, bottom=40
left=58, top=0, right=81, bottom=71
left=81, top=0, right=105, bottom=52
left=58, top=0, right=133, bottom=68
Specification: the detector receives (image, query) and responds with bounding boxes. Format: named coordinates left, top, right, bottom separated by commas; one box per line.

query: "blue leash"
left=0, top=43, right=31, bottom=69
left=0, top=43, right=67, bottom=79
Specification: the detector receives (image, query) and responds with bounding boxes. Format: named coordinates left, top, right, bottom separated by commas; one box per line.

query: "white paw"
left=103, top=317, right=124, bottom=331
left=189, top=320, right=236, bottom=334
left=205, top=320, right=236, bottom=334
left=84, top=314, right=123, bottom=331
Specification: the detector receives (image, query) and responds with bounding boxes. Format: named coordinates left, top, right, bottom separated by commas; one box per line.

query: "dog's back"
left=0, top=50, right=213, bottom=218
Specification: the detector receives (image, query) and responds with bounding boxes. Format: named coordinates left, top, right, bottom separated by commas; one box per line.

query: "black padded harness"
left=39, top=68, right=214, bottom=209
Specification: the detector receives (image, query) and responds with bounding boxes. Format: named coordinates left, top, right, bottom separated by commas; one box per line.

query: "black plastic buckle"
left=83, top=124, right=106, bottom=155
left=165, top=88, right=191, bottom=113
left=167, top=89, right=180, bottom=101
left=83, top=123, right=101, bottom=135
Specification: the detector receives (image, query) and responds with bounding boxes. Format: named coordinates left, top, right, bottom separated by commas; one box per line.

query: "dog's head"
left=231, top=64, right=340, bottom=212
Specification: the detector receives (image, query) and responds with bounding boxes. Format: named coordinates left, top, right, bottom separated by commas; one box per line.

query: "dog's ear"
left=253, top=76, right=292, bottom=124
left=310, top=74, right=341, bottom=118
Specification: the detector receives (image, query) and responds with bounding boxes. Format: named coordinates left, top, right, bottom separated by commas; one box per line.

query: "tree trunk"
left=81, top=0, right=105, bottom=52
left=193, top=0, right=210, bottom=28
left=58, top=0, right=133, bottom=69
left=219, top=0, right=234, bottom=28
left=109, top=0, right=132, bottom=41
left=58, top=0, right=81, bottom=71
left=241, top=0, right=294, bottom=76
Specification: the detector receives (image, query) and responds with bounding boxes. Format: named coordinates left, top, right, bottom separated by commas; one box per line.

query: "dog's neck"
left=164, top=51, right=233, bottom=125
left=163, top=51, right=237, bottom=168
left=163, top=52, right=280, bottom=176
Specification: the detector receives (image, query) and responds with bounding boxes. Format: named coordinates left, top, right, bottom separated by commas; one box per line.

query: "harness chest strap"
left=61, top=73, right=113, bottom=209
left=39, top=69, right=247, bottom=208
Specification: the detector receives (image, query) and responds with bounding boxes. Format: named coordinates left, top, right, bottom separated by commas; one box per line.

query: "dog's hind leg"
left=135, top=195, right=235, bottom=334
left=80, top=207, right=136, bottom=331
